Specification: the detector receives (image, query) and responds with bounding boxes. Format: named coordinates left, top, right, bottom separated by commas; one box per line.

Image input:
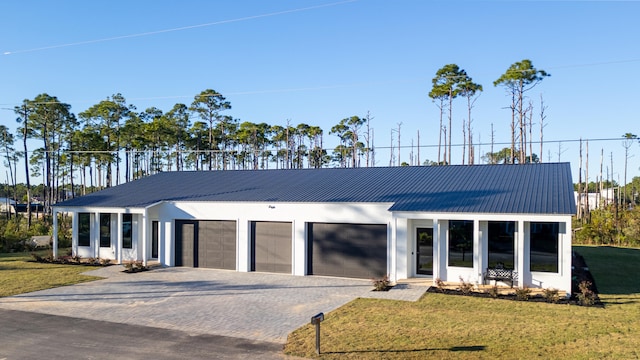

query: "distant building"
left=0, top=197, right=16, bottom=214
left=574, top=188, right=615, bottom=211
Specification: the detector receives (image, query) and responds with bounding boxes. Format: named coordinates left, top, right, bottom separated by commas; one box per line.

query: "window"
left=78, top=213, right=91, bottom=247
left=488, top=221, right=515, bottom=269
left=122, top=214, right=133, bottom=249
left=530, top=222, right=559, bottom=273
left=151, top=221, right=159, bottom=258
left=448, top=220, right=474, bottom=268
left=99, top=213, right=111, bottom=248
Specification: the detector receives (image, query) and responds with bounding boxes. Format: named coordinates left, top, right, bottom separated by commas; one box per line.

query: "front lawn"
left=0, top=251, right=102, bottom=297
left=284, top=245, right=640, bottom=359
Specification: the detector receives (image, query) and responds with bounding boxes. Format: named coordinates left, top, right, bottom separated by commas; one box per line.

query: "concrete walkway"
left=0, top=266, right=428, bottom=344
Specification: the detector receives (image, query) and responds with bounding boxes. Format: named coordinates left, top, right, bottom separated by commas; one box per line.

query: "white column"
left=293, top=220, right=306, bottom=276
left=116, top=213, right=123, bottom=263
left=473, top=219, right=482, bottom=284
left=141, top=210, right=147, bottom=266
left=72, top=211, right=78, bottom=256
left=516, top=220, right=525, bottom=288
left=432, top=218, right=441, bottom=281
left=93, top=211, right=100, bottom=258
left=237, top=219, right=250, bottom=272
left=52, top=210, right=58, bottom=259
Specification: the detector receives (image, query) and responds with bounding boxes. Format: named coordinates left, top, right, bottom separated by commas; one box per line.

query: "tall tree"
left=0, top=126, right=17, bottom=206
left=27, top=94, right=74, bottom=212
left=430, top=64, right=465, bottom=165
left=79, top=94, right=134, bottom=187
left=330, top=116, right=366, bottom=168
left=456, top=72, right=483, bottom=165
left=165, top=104, right=191, bottom=171
left=494, top=59, right=549, bottom=164
left=14, top=100, right=33, bottom=227
left=621, top=133, right=638, bottom=205
left=189, top=89, right=231, bottom=170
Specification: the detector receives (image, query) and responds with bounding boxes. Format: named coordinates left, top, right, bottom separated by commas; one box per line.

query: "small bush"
left=487, top=284, right=500, bottom=299
left=100, top=258, right=111, bottom=266
left=435, top=278, right=446, bottom=292
left=577, top=281, right=597, bottom=306
left=515, top=287, right=532, bottom=301
left=71, top=254, right=82, bottom=263
left=542, top=288, right=560, bottom=303
left=87, top=257, right=98, bottom=265
left=371, top=275, right=391, bottom=291
left=458, top=276, right=474, bottom=295
left=134, top=260, right=146, bottom=270
left=30, top=252, right=44, bottom=262
left=123, top=261, right=134, bottom=271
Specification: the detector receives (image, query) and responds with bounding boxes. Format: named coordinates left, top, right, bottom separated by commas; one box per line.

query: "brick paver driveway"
left=0, top=266, right=378, bottom=343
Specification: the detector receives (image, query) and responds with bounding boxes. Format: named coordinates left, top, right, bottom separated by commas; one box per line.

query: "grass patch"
left=0, top=251, right=102, bottom=297
left=284, top=246, right=640, bottom=359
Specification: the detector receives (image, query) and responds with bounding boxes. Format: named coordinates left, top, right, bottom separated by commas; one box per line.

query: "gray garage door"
left=175, top=220, right=236, bottom=269
left=251, top=221, right=292, bottom=274
left=308, top=223, right=387, bottom=279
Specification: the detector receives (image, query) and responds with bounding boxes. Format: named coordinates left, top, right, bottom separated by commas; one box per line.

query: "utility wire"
left=2, top=0, right=357, bottom=55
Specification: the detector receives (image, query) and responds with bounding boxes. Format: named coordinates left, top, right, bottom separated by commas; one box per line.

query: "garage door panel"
left=175, top=221, right=195, bottom=267
left=175, top=220, right=236, bottom=270
left=252, top=221, right=292, bottom=274
left=309, top=223, right=387, bottom=279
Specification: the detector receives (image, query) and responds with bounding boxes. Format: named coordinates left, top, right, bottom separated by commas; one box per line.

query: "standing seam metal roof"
left=54, top=163, right=576, bottom=215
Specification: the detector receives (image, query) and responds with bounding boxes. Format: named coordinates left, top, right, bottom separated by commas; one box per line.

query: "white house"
left=52, top=163, right=576, bottom=294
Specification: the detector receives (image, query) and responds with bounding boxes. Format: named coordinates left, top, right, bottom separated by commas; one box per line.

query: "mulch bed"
left=426, top=251, right=602, bottom=307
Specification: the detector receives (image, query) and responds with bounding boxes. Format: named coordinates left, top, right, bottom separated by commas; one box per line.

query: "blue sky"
left=1, top=0, right=639, bottom=185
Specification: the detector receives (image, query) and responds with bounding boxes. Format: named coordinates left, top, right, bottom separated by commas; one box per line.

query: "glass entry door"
left=416, top=227, right=433, bottom=275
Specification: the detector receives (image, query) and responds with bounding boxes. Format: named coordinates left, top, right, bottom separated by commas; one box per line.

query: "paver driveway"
left=0, top=266, right=415, bottom=343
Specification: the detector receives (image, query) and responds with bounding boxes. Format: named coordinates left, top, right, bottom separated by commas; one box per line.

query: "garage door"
left=308, top=223, right=387, bottom=279
left=175, top=220, right=236, bottom=269
left=251, top=221, right=292, bottom=274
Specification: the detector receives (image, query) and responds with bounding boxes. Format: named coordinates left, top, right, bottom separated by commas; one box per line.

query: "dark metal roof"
left=54, top=163, right=576, bottom=215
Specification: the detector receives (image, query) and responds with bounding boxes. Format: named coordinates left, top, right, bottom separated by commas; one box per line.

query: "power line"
left=2, top=0, right=357, bottom=55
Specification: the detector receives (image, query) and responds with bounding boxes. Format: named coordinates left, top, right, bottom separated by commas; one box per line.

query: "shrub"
left=100, top=258, right=111, bottom=266
left=577, top=281, right=597, bottom=306
left=458, top=276, right=474, bottom=295
left=487, top=284, right=500, bottom=299
left=71, top=254, right=82, bottom=263
left=123, top=261, right=134, bottom=271
left=371, top=275, right=391, bottom=291
left=435, top=278, right=446, bottom=292
left=30, top=252, right=44, bottom=262
left=515, top=287, right=532, bottom=301
left=542, top=288, right=560, bottom=303
left=134, top=260, right=146, bottom=270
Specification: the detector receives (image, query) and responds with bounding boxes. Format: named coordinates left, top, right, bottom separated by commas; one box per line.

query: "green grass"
left=284, top=246, right=640, bottom=359
left=0, top=251, right=102, bottom=297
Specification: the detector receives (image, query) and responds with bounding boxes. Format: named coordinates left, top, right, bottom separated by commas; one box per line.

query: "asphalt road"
left=0, top=308, right=293, bottom=360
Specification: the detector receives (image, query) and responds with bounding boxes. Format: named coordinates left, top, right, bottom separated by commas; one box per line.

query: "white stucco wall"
left=148, top=201, right=396, bottom=276
left=56, top=202, right=573, bottom=294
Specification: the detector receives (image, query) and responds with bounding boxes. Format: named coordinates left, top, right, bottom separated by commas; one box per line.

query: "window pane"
left=448, top=220, right=474, bottom=268
left=100, top=213, right=111, bottom=248
left=122, top=214, right=133, bottom=249
left=488, top=221, right=515, bottom=269
left=530, top=222, right=559, bottom=272
left=78, top=213, right=91, bottom=247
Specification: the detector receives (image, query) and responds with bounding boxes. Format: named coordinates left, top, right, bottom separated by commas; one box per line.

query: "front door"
left=416, top=227, right=433, bottom=275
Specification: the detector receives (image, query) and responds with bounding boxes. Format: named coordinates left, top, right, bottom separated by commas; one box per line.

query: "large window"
left=78, top=213, right=91, bottom=247
left=448, top=220, right=474, bottom=268
left=122, top=214, right=133, bottom=249
left=99, top=213, right=111, bottom=248
left=488, top=221, right=515, bottom=269
left=530, top=222, right=559, bottom=273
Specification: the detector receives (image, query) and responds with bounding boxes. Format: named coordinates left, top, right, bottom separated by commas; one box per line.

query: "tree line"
left=1, top=59, right=554, bottom=221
